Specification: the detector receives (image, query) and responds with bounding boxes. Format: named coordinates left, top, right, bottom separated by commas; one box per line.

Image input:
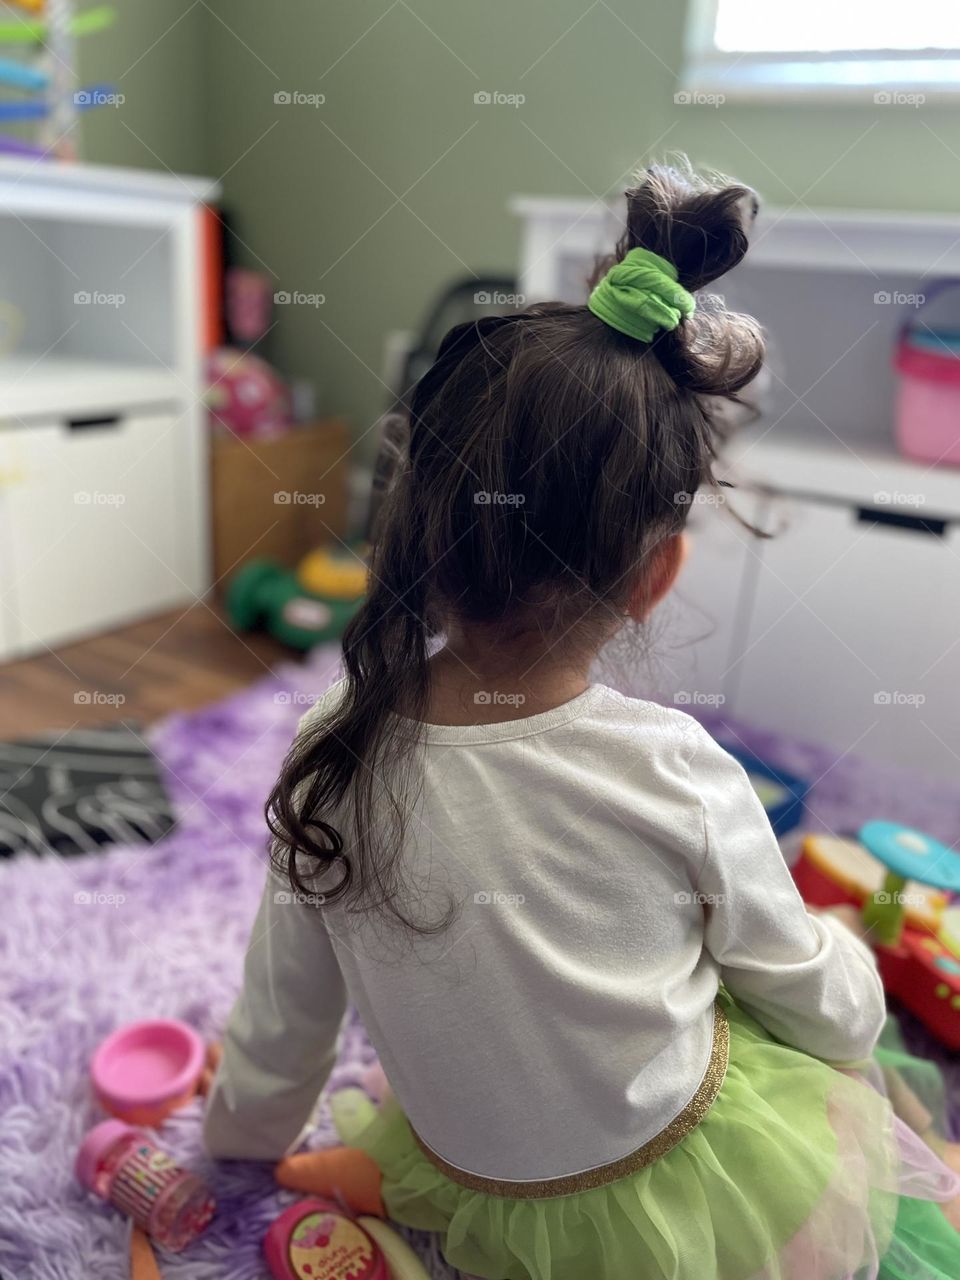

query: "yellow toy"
left=297, top=546, right=367, bottom=601
left=939, top=905, right=960, bottom=961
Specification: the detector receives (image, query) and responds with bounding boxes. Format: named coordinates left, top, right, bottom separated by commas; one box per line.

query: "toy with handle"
left=858, top=822, right=960, bottom=1050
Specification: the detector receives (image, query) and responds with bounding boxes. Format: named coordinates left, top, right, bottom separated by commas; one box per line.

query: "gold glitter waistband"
left=412, top=1002, right=729, bottom=1200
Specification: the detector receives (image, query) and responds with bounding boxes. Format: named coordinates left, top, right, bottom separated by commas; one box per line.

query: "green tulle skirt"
left=350, top=998, right=960, bottom=1280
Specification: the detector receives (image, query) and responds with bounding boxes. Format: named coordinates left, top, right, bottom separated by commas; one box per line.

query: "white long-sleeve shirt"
left=204, top=682, right=886, bottom=1180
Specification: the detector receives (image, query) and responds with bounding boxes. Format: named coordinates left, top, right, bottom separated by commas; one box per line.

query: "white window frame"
left=682, top=0, right=960, bottom=102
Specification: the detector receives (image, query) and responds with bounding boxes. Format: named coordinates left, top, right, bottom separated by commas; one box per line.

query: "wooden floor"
left=0, top=603, right=298, bottom=738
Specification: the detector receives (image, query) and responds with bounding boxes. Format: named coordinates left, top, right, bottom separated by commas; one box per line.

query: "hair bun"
left=621, top=162, right=757, bottom=291
left=605, top=160, right=764, bottom=398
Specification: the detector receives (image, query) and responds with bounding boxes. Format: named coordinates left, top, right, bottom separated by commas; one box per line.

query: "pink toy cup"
left=91, top=1019, right=205, bottom=1125
left=265, top=1198, right=388, bottom=1280
left=76, top=1120, right=215, bottom=1252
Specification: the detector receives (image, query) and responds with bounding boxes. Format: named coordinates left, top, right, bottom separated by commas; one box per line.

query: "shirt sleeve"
left=203, top=869, right=348, bottom=1160
left=687, top=724, right=886, bottom=1064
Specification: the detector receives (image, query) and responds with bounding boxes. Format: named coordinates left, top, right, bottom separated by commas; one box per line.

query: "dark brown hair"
left=267, top=161, right=765, bottom=928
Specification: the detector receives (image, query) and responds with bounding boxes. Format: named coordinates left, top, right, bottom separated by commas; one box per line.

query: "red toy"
left=794, top=823, right=960, bottom=1049
left=877, top=928, right=960, bottom=1047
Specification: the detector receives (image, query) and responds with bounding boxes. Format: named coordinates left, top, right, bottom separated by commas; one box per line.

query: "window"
left=683, top=0, right=960, bottom=100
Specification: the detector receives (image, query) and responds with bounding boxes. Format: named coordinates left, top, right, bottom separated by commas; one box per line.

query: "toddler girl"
left=205, top=164, right=960, bottom=1280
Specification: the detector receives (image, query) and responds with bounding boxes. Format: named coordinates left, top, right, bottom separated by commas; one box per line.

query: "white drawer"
left=0, top=410, right=198, bottom=654
left=734, top=497, right=960, bottom=779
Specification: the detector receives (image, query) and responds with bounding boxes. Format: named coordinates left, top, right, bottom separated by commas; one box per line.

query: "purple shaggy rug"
left=0, top=646, right=451, bottom=1280
left=2, top=646, right=960, bottom=1280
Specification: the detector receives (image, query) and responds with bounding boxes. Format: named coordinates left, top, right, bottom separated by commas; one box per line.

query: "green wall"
left=88, top=1, right=960, bottom=447
left=80, top=0, right=208, bottom=175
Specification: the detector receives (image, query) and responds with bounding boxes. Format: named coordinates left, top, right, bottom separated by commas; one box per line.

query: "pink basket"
left=894, top=290, right=960, bottom=467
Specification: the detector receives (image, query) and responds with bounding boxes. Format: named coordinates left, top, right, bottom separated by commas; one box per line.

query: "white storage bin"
left=0, top=409, right=199, bottom=653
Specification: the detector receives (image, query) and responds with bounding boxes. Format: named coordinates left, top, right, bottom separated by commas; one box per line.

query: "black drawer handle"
left=67, top=415, right=123, bottom=431
left=856, top=506, right=947, bottom=538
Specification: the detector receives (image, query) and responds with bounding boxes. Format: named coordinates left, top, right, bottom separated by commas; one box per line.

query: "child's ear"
left=626, top=533, right=689, bottom=622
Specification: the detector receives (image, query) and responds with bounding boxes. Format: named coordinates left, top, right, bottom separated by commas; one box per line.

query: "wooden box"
left=210, top=419, right=350, bottom=586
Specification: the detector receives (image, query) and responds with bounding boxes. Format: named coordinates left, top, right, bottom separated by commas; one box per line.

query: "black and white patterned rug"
left=0, top=723, right=175, bottom=857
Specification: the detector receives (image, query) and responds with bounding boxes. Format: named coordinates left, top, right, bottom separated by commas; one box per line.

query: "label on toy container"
left=287, top=1209, right=377, bottom=1279
left=282, top=598, right=332, bottom=631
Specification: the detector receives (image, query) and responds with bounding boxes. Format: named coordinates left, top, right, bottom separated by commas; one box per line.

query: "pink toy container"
left=264, top=1198, right=388, bottom=1280
left=76, top=1119, right=215, bottom=1252
left=91, top=1019, right=205, bottom=1125
left=894, top=289, right=960, bottom=467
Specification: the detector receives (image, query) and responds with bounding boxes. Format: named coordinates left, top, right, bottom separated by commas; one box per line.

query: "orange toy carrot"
left=275, top=1146, right=385, bottom=1218
left=130, top=1227, right=163, bottom=1280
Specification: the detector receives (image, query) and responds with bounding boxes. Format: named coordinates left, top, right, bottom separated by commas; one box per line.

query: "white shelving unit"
left=512, top=197, right=960, bottom=781
left=0, top=160, right=219, bottom=660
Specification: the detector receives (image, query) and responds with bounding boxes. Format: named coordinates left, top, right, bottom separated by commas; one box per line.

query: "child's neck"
left=425, top=630, right=595, bottom=726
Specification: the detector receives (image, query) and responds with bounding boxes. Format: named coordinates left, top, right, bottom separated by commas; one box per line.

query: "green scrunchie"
left=588, top=246, right=696, bottom=343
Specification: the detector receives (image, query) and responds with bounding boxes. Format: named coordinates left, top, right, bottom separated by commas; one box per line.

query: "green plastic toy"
left=227, top=558, right=361, bottom=650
